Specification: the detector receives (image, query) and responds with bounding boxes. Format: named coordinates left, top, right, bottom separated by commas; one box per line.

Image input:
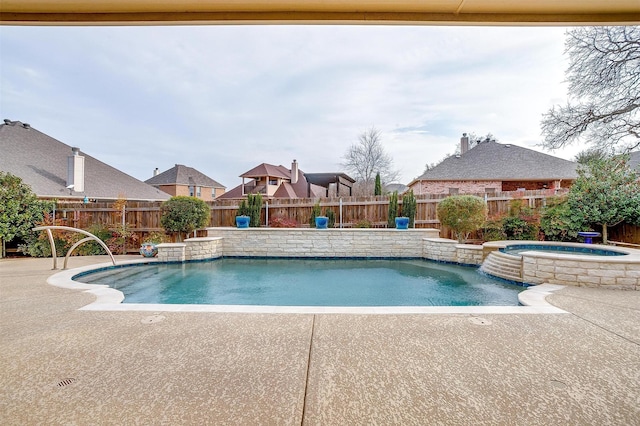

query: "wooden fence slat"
left=51, top=189, right=640, bottom=246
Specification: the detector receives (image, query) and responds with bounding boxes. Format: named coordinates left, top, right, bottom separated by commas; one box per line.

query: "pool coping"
left=47, top=259, right=568, bottom=314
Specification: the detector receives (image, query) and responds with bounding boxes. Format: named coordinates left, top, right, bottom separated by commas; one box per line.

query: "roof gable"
left=146, top=164, right=225, bottom=188
left=0, top=120, right=170, bottom=201
left=413, top=141, right=578, bottom=183
left=240, top=163, right=290, bottom=179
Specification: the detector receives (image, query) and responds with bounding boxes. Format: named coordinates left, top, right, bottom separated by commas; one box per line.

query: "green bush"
left=402, top=190, right=417, bottom=228
left=540, top=196, right=587, bottom=242
left=387, top=191, right=398, bottom=228
left=324, top=209, right=336, bottom=228
left=160, top=196, right=210, bottom=241
left=437, top=195, right=487, bottom=243
left=355, top=219, right=372, bottom=228
left=310, top=203, right=322, bottom=228
left=246, top=194, right=263, bottom=227
left=0, top=172, right=54, bottom=256
left=75, top=224, right=113, bottom=256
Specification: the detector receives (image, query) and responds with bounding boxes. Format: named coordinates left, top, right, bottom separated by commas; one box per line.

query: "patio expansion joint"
left=301, top=314, right=316, bottom=425
left=568, top=311, right=640, bottom=347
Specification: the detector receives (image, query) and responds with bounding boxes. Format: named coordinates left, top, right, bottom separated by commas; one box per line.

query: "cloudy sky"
left=1, top=25, right=581, bottom=189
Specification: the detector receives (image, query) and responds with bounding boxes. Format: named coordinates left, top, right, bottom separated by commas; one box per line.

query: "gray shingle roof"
left=412, top=141, right=578, bottom=183
left=0, top=120, right=170, bottom=201
left=145, top=164, right=225, bottom=188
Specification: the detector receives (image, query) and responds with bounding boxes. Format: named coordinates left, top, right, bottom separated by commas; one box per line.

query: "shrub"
left=0, top=172, right=54, bottom=256
left=402, top=190, right=417, bottom=228
left=355, top=219, right=372, bottom=228
left=309, top=203, right=322, bottom=228
left=75, top=224, right=114, bottom=256
left=269, top=216, right=298, bottom=228
left=540, top=196, right=587, bottom=241
left=324, top=209, right=336, bottom=228
left=387, top=191, right=398, bottom=228
left=480, top=215, right=506, bottom=241
left=247, top=193, right=263, bottom=227
left=437, top=195, right=487, bottom=243
left=160, top=196, right=210, bottom=241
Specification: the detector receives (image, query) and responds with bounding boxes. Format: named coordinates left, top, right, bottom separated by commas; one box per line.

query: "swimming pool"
left=74, top=258, right=525, bottom=307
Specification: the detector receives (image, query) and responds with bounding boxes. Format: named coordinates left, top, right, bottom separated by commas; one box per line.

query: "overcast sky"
left=0, top=25, right=581, bottom=189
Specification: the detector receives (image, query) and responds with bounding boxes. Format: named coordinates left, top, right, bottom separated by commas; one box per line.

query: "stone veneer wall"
left=522, top=256, right=639, bottom=290
left=157, top=237, right=222, bottom=262
left=206, top=227, right=440, bottom=258
left=423, top=238, right=484, bottom=265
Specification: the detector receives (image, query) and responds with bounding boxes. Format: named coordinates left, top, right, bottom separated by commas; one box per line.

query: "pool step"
left=481, top=251, right=523, bottom=283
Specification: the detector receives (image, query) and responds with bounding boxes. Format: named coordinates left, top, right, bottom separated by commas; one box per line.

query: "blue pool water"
left=75, top=258, right=524, bottom=307
left=500, top=244, right=626, bottom=257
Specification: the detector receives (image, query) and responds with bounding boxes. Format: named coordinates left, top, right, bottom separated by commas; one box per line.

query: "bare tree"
left=342, top=127, right=399, bottom=193
left=541, top=26, right=640, bottom=153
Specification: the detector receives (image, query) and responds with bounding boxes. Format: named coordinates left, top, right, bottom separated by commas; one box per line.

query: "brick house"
left=145, top=164, right=226, bottom=201
left=409, top=134, right=578, bottom=195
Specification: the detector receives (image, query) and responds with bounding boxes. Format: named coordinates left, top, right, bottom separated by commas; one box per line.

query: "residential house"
left=219, top=159, right=354, bottom=199
left=145, top=164, right=226, bottom=201
left=0, top=119, right=170, bottom=202
left=409, top=134, right=578, bottom=195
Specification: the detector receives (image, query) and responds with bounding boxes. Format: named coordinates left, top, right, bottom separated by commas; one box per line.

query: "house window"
left=212, top=188, right=216, bottom=198
left=448, top=188, right=459, bottom=195
left=196, top=186, right=201, bottom=197
left=189, top=186, right=194, bottom=196
left=268, top=179, right=278, bottom=186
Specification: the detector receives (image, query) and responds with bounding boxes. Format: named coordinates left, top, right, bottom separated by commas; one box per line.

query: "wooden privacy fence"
left=51, top=190, right=576, bottom=244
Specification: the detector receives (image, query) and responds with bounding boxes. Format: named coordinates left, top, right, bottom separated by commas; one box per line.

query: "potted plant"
left=139, top=231, right=168, bottom=257
left=395, top=217, right=409, bottom=229
left=315, top=216, right=329, bottom=229
left=236, top=200, right=250, bottom=228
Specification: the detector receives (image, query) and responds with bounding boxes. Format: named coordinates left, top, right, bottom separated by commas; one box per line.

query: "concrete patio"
left=1, top=256, right=638, bottom=425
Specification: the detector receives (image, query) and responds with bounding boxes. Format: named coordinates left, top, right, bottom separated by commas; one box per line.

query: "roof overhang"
left=1, top=1, right=639, bottom=25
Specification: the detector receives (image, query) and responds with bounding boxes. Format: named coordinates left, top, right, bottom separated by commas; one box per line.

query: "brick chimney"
left=460, top=133, right=469, bottom=155
left=291, top=159, right=299, bottom=184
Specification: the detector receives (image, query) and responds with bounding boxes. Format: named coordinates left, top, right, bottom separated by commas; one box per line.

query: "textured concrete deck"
left=1, top=256, right=639, bottom=425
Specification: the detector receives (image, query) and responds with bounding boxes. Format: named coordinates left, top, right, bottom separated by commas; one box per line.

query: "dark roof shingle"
left=145, top=164, right=225, bottom=188
left=0, top=120, right=170, bottom=201
left=412, top=141, right=578, bottom=183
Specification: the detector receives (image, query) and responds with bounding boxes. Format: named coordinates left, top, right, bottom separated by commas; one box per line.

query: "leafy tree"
left=437, top=195, right=487, bottom=243
left=0, top=172, right=53, bottom=257
left=160, top=196, right=210, bottom=241
left=541, top=26, right=640, bottom=152
left=374, top=173, right=382, bottom=196
left=387, top=191, right=398, bottom=228
left=574, top=147, right=609, bottom=165
left=402, top=190, right=417, bottom=228
left=567, top=154, right=640, bottom=243
left=342, top=127, right=399, bottom=194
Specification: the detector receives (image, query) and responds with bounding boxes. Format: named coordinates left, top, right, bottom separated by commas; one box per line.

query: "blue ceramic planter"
left=315, top=216, right=328, bottom=229
left=395, top=217, right=409, bottom=229
left=236, top=215, right=250, bottom=228
left=139, top=243, right=158, bottom=257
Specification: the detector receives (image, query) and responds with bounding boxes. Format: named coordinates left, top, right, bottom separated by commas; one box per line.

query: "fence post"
left=265, top=201, right=269, bottom=227
left=339, top=198, right=343, bottom=228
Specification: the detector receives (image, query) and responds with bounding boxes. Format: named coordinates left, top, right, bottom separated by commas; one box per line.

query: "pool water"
left=75, top=258, right=524, bottom=307
left=500, top=244, right=626, bottom=257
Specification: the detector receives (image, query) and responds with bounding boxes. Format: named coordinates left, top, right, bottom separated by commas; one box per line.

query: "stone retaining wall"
left=423, top=238, right=484, bottom=265
left=522, top=255, right=639, bottom=290
left=206, top=227, right=439, bottom=258
left=157, top=237, right=222, bottom=262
